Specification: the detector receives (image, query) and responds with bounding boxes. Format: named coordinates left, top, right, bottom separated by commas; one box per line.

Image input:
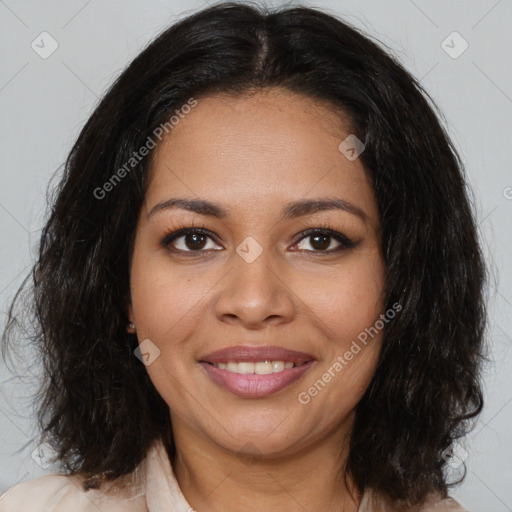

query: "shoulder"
left=0, top=474, right=92, bottom=511
left=0, top=473, right=147, bottom=512
left=423, top=496, right=470, bottom=511
left=359, top=487, right=471, bottom=512
left=415, top=490, right=469, bottom=511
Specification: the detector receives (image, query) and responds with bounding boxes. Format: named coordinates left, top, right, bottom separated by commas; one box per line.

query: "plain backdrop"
left=0, top=1, right=511, bottom=510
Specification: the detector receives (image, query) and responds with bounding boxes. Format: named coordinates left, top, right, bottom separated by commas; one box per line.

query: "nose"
left=212, top=247, right=296, bottom=330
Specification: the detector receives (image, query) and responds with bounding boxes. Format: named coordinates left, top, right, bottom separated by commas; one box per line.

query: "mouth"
left=198, top=345, right=316, bottom=398
left=206, top=360, right=307, bottom=374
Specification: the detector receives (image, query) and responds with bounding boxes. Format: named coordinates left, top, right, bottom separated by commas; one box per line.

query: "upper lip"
left=199, top=345, right=316, bottom=364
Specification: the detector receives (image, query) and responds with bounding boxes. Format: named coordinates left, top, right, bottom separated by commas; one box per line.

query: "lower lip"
left=198, top=361, right=315, bottom=398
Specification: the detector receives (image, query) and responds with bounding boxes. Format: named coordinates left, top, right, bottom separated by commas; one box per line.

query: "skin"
left=128, top=87, right=385, bottom=512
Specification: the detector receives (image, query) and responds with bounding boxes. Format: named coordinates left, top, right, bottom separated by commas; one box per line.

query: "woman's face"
left=129, top=88, right=385, bottom=458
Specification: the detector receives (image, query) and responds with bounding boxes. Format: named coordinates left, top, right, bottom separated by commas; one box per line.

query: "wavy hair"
left=2, top=1, right=487, bottom=506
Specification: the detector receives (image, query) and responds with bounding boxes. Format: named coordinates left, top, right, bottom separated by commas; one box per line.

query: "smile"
left=199, top=359, right=315, bottom=398
left=211, top=360, right=305, bottom=374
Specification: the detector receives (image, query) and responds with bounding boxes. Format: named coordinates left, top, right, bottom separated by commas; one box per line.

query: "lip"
left=198, top=345, right=316, bottom=398
left=199, top=345, right=315, bottom=365
left=199, top=360, right=315, bottom=398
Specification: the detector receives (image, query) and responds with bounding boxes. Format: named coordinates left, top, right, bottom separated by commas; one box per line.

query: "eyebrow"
left=147, top=197, right=367, bottom=222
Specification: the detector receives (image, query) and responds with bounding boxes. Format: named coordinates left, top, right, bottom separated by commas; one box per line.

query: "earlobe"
left=127, top=304, right=136, bottom=333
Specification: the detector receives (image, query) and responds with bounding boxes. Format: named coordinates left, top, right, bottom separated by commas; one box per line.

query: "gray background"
left=0, top=0, right=511, bottom=510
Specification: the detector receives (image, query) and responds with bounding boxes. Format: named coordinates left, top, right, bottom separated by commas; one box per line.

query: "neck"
left=169, top=415, right=361, bottom=512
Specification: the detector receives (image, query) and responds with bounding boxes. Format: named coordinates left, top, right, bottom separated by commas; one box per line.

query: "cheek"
left=129, top=255, right=198, bottom=414
left=129, top=248, right=208, bottom=343
left=295, top=250, right=385, bottom=346
left=298, top=281, right=384, bottom=425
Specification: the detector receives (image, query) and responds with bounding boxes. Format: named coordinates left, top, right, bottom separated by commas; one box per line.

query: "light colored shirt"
left=0, top=438, right=469, bottom=511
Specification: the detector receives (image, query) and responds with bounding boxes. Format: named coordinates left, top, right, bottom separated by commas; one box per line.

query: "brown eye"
left=294, top=229, right=357, bottom=253
left=161, top=228, right=222, bottom=254
left=182, top=232, right=208, bottom=250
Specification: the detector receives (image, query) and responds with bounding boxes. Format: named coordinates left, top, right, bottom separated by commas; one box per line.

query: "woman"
left=0, top=2, right=487, bottom=511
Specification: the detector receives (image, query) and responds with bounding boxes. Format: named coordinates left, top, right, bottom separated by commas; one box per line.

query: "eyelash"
left=159, top=221, right=358, bottom=256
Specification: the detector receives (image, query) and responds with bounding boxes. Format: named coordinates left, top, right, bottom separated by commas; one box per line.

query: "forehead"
left=145, top=88, right=378, bottom=225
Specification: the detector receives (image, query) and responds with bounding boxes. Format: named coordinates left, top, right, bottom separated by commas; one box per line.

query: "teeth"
left=214, top=360, right=297, bottom=374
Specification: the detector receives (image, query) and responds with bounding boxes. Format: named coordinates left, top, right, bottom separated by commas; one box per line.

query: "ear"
left=127, top=303, right=136, bottom=333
